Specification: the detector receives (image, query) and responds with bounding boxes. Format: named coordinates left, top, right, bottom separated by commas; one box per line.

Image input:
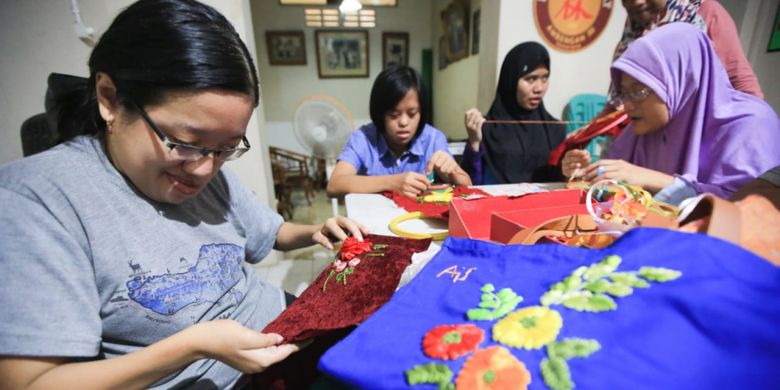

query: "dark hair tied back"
left=58, top=0, right=259, bottom=141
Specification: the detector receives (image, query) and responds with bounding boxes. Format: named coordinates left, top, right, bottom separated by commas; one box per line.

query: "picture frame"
left=382, top=32, right=409, bottom=68
left=471, top=9, right=480, bottom=55
left=441, top=0, right=469, bottom=64
left=768, top=3, right=780, bottom=52
left=265, top=30, right=307, bottom=66
left=315, top=29, right=370, bottom=78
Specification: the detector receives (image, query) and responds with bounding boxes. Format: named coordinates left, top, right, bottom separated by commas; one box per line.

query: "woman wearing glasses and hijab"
left=562, top=23, right=780, bottom=205
left=460, top=42, right=566, bottom=185
left=0, top=1, right=365, bottom=388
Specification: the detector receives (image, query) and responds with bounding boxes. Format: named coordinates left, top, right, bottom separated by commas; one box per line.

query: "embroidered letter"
left=436, top=266, right=477, bottom=283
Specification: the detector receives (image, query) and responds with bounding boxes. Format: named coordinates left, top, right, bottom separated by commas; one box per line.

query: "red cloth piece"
left=548, top=110, right=629, bottom=166
left=384, top=186, right=491, bottom=219
left=262, top=234, right=432, bottom=343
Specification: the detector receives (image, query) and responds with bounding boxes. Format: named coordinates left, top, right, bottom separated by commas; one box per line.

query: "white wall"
left=497, top=1, right=627, bottom=119
left=432, top=0, right=627, bottom=141
left=0, top=0, right=281, bottom=261
left=432, top=0, right=481, bottom=139
left=0, top=0, right=128, bottom=165
left=0, top=0, right=275, bottom=202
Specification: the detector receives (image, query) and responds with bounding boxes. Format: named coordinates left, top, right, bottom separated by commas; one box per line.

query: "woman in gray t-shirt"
left=0, top=1, right=365, bottom=388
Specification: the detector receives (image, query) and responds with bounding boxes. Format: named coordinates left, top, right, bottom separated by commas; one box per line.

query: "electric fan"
left=292, top=95, right=354, bottom=177
left=292, top=95, right=355, bottom=215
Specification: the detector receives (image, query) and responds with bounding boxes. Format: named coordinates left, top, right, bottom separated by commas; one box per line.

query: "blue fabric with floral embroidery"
left=319, top=228, right=780, bottom=389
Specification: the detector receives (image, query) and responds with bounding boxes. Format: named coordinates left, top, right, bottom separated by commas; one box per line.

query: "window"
left=304, top=8, right=376, bottom=28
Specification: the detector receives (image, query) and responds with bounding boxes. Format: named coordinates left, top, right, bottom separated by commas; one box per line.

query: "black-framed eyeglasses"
left=609, top=87, right=652, bottom=107
left=134, top=103, right=251, bottom=162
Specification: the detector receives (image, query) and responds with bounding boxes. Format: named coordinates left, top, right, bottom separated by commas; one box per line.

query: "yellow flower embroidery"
left=493, top=306, right=562, bottom=350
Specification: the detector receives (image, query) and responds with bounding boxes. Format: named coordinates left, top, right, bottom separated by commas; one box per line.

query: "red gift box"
left=448, top=189, right=593, bottom=243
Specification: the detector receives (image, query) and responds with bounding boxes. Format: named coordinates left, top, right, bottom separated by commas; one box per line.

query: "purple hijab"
left=607, top=23, right=780, bottom=198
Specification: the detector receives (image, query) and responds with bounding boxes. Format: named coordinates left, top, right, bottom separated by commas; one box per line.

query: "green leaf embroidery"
left=467, top=284, right=523, bottom=321
left=561, top=293, right=589, bottom=310
left=587, top=294, right=617, bottom=311
left=610, top=272, right=650, bottom=288
left=605, top=282, right=633, bottom=297
left=540, top=289, right=565, bottom=306
left=563, top=267, right=586, bottom=290
left=562, top=293, right=616, bottom=312
left=583, top=279, right=610, bottom=293
left=583, top=255, right=621, bottom=281
left=541, top=357, right=573, bottom=390
left=542, top=255, right=681, bottom=312
left=547, top=338, right=601, bottom=360
left=406, top=363, right=453, bottom=388
left=638, top=266, right=682, bottom=282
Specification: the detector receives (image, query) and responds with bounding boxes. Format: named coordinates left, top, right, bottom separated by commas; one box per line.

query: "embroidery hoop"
left=389, top=212, right=449, bottom=240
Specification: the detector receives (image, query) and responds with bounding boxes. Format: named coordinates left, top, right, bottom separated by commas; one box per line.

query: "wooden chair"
left=271, top=160, right=295, bottom=220
left=269, top=147, right=315, bottom=219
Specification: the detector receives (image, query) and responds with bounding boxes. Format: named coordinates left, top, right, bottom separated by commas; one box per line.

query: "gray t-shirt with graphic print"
left=0, top=136, right=285, bottom=389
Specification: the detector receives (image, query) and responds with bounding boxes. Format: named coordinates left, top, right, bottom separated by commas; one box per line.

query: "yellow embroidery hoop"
left=388, top=212, right=449, bottom=240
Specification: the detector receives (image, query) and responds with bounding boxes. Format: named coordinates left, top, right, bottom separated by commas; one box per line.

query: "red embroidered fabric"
left=262, top=234, right=432, bottom=342
left=384, top=186, right=491, bottom=219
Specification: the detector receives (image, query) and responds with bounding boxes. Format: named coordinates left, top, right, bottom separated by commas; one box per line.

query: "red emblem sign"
left=534, top=0, right=613, bottom=52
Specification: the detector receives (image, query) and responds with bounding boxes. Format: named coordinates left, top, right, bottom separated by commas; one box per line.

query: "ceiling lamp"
left=339, top=0, right=362, bottom=14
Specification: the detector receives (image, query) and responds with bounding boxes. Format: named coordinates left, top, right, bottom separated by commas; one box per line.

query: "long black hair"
left=58, top=0, right=259, bottom=142
left=368, top=64, right=428, bottom=140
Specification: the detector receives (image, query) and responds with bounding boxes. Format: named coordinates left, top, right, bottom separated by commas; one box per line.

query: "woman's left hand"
left=313, top=216, right=367, bottom=250
left=583, top=159, right=673, bottom=192
left=425, top=150, right=472, bottom=187
left=425, top=151, right=460, bottom=181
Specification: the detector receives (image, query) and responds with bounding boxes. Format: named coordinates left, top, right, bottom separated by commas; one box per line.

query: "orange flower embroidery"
left=455, top=346, right=531, bottom=389
left=422, top=324, right=484, bottom=360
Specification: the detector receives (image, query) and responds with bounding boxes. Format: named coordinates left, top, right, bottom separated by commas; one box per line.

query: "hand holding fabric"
left=391, top=171, right=430, bottom=198
left=189, top=319, right=303, bottom=373
left=562, top=149, right=591, bottom=178
left=315, top=216, right=366, bottom=250
left=425, top=150, right=466, bottom=187
left=583, top=159, right=673, bottom=193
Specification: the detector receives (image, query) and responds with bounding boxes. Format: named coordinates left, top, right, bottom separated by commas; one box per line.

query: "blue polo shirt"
left=337, top=122, right=450, bottom=176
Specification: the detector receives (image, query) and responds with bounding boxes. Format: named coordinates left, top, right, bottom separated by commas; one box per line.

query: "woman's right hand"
left=561, top=149, right=592, bottom=178
left=464, top=108, right=485, bottom=151
left=393, top=172, right=430, bottom=198
left=191, top=319, right=303, bottom=373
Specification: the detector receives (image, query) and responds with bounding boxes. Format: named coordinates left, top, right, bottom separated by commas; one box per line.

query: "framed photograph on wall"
left=441, top=0, right=469, bottom=63
left=769, top=3, right=780, bottom=52
left=471, top=9, right=480, bottom=55
left=382, top=32, right=409, bottom=68
left=315, top=29, right=369, bottom=78
left=265, top=30, right=306, bottom=65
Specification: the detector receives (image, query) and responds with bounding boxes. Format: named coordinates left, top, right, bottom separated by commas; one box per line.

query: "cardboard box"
left=448, top=190, right=592, bottom=243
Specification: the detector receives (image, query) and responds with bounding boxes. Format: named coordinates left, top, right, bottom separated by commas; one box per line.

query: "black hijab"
left=482, top=42, right=566, bottom=183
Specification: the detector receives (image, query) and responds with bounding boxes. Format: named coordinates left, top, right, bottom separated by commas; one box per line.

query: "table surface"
left=344, top=183, right=565, bottom=237
left=346, top=183, right=566, bottom=287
